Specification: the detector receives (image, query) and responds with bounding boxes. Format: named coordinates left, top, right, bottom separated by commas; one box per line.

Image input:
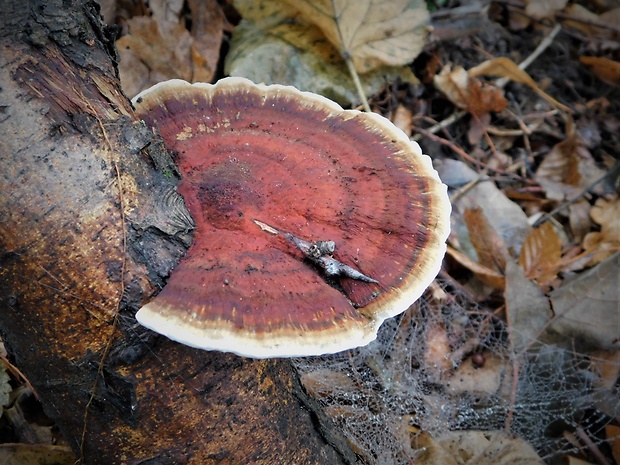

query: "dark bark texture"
left=0, top=1, right=351, bottom=463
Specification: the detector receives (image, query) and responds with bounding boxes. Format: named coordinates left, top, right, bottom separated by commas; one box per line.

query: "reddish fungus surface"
left=133, top=78, right=450, bottom=358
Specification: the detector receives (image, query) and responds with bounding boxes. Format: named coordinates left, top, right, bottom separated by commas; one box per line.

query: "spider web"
left=293, top=280, right=619, bottom=465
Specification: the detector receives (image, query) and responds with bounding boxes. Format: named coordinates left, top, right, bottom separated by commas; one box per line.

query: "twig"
left=0, top=354, right=40, bottom=401
left=495, top=23, right=562, bottom=89
left=412, top=125, right=529, bottom=181
left=78, top=105, right=127, bottom=464
left=575, top=427, right=612, bottom=465
left=411, top=111, right=466, bottom=141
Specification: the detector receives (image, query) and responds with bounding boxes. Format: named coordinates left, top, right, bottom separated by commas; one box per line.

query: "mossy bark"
left=0, top=1, right=350, bottom=463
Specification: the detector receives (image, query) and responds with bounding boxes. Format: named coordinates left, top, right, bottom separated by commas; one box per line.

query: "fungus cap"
left=133, top=78, right=450, bottom=358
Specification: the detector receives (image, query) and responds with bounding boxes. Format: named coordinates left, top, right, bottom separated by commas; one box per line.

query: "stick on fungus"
left=133, top=78, right=451, bottom=358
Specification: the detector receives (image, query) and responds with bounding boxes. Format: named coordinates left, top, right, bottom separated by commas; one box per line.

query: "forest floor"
left=1, top=1, right=619, bottom=465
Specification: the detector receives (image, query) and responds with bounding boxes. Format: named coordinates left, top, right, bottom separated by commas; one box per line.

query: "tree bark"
left=0, top=1, right=352, bottom=463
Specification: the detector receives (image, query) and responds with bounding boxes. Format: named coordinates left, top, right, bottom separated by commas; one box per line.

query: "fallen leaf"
left=436, top=159, right=532, bottom=258
left=535, top=128, right=608, bottom=202
left=188, top=0, right=227, bottom=83
left=518, top=222, right=563, bottom=286
left=467, top=112, right=491, bottom=146
left=0, top=444, right=75, bottom=465
left=469, top=57, right=571, bottom=113
left=390, top=105, right=413, bottom=137
left=566, top=458, right=597, bottom=465
left=463, top=208, right=510, bottom=272
left=0, top=360, right=10, bottom=415
left=412, top=430, right=545, bottom=465
left=580, top=56, right=620, bottom=87
left=568, top=199, right=592, bottom=243
left=583, top=196, right=620, bottom=265
left=226, top=0, right=419, bottom=105
left=606, top=424, right=620, bottom=465
left=117, top=16, right=193, bottom=97
left=116, top=0, right=225, bottom=97
left=525, top=0, right=567, bottom=20
left=446, top=245, right=506, bottom=290
left=444, top=353, right=512, bottom=396
left=433, top=64, right=507, bottom=116
left=279, top=0, right=429, bottom=73
left=505, top=259, right=552, bottom=352
left=423, top=321, right=453, bottom=378
left=564, top=5, right=620, bottom=39
left=300, top=369, right=356, bottom=398
left=562, top=4, right=599, bottom=35
left=589, top=350, right=620, bottom=419
left=546, top=252, right=619, bottom=350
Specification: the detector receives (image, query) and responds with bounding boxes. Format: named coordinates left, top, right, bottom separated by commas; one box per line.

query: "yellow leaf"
left=278, top=0, right=429, bottom=73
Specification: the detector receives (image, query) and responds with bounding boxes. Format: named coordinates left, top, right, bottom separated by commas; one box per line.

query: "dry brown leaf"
left=547, top=252, right=619, bottom=350
left=580, top=56, right=620, bottom=87
left=464, top=208, right=510, bottom=272
left=525, top=0, right=567, bottom=20
left=300, top=369, right=356, bottom=398
left=566, top=458, right=597, bottom=465
left=518, top=222, right=563, bottom=286
left=536, top=132, right=581, bottom=188
left=606, top=424, right=620, bottom=464
left=279, top=0, right=429, bottom=73
left=446, top=245, right=505, bottom=290
left=437, top=160, right=532, bottom=257
left=390, top=105, right=413, bottom=137
left=433, top=64, right=507, bottom=116
left=467, top=113, right=491, bottom=146
left=117, top=16, right=193, bottom=97
left=568, top=199, right=592, bottom=243
left=469, top=57, right=571, bottom=113
left=188, top=0, right=227, bottom=82
left=535, top=126, right=607, bottom=202
left=444, top=353, right=511, bottom=396
left=423, top=322, right=453, bottom=376
left=583, top=196, right=620, bottom=265
left=412, top=430, right=545, bottom=465
left=562, top=4, right=600, bottom=35
left=505, top=259, right=552, bottom=351
left=0, top=444, right=76, bottom=465
left=564, top=5, right=620, bottom=39
left=117, top=0, right=225, bottom=97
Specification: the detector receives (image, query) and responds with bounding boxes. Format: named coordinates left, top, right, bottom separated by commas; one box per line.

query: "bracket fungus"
left=133, top=77, right=450, bottom=358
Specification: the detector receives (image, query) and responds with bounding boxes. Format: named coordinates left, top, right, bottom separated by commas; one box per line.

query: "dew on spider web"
left=292, top=280, right=619, bottom=465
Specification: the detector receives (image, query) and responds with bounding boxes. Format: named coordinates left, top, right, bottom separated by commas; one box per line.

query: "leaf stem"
left=345, top=57, right=371, bottom=112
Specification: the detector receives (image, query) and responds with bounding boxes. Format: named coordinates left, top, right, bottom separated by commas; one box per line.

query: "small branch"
left=412, top=125, right=530, bottom=182
left=253, top=219, right=379, bottom=284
